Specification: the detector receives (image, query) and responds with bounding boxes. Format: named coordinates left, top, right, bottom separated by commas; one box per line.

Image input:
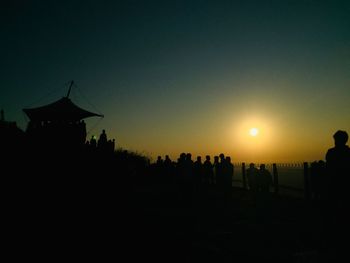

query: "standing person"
left=258, top=164, right=273, bottom=194
left=203, top=155, right=213, bottom=185
left=216, top=153, right=226, bottom=188
left=98, top=129, right=108, bottom=150
left=193, top=156, right=203, bottom=186
left=224, top=156, right=234, bottom=199
left=325, top=130, right=350, bottom=205
left=177, top=153, right=187, bottom=186
left=324, top=130, right=350, bottom=259
left=155, top=156, right=164, bottom=178
left=90, top=135, right=97, bottom=149
left=213, top=156, right=220, bottom=185
left=247, top=163, right=259, bottom=194
left=183, top=153, right=194, bottom=203
left=164, top=155, right=174, bottom=178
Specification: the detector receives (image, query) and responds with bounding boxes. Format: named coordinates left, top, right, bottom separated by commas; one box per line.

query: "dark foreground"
left=4, top=175, right=334, bottom=263
left=125, top=184, right=325, bottom=263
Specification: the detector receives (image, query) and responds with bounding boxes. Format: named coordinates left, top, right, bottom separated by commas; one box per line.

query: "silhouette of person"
left=98, top=129, right=108, bottom=147
left=90, top=135, right=97, bottom=148
left=164, top=155, right=172, bottom=167
left=184, top=153, right=194, bottom=183
left=224, top=156, right=234, bottom=194
left=213, top=155, right=219, bottom=185
left=325, top=130, right=350, bottom=203
left=155, top=156, right=164, bottom=178
left=258, top=164, right=273, bottom=193
left=193, top=156, right=203, bottom=186
left=203, top=155, right=213, bottom=185
left=216, top=153, right=225, bottom=187
left=181, top=153, right=194, bottom=203
left=247, top=163, right=259, bottom=194
left=177, top=153, right=187, bottom=185
left=163, top=155, right=174, bottom=179
left=105, top=139, right=113, bottom=153
left=156, top=155, right=163, bottom=166
left=324, top=130, right=350, bottom=257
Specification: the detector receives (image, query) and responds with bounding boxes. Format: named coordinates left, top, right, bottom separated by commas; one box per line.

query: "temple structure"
left=23, top=82, right=103, bottom=150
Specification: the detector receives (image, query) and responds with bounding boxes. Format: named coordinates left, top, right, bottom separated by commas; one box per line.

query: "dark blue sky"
left=2, top=0, right=350, bottom=161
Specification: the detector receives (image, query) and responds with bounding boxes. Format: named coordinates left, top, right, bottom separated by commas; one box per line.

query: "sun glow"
left=228, top=115, right=276, bottom=162
left=249, top=128, right=259, bottom=136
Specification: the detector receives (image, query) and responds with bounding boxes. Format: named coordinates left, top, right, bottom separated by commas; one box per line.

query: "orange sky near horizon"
left=98, top=99, right=348, bottom=163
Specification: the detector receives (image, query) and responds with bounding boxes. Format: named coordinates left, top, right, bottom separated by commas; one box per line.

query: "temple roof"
left=23, top=97, right=103, bottom=122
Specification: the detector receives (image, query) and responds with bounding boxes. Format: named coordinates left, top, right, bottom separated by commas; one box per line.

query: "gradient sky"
left=1, top=0, right=349, bottom=162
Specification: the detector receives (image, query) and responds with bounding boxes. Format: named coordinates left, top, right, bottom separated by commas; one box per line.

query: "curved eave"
left=23, top=97, right=103, bottom=122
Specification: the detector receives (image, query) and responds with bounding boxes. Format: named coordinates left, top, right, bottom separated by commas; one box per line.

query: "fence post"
left=303, top=162, right=310, bottom=200
left=273, top=163, right=279, bottom=195
left=242, top=162, right=247, bottom=189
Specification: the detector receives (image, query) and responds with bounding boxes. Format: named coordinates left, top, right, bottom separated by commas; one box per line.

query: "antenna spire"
left=66, top=80, right=74, bottom=98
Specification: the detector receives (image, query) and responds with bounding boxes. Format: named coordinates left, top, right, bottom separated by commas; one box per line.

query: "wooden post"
left=273, top=163, right=279, bottom=195
left=303, top=162, right=310, bottom=200
left=242, top=162, right=247, bottom=189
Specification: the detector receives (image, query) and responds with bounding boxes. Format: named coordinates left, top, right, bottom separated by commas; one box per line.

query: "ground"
left=124, top=183, right=325, bottom=262
left=4, top=179, right=328, bottom=262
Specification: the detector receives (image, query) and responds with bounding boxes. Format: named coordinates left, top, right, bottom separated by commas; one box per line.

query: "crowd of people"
left=85, top=129, right=116, bottom=154
left=151, top=152, right=274, bottom=196
left=246, top=163, right=273, bottom=194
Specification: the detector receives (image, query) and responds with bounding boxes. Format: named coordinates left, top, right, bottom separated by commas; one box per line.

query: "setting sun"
left=249, top=128, right=259, bottom=137
left=229, top=115, right=277, bottom=162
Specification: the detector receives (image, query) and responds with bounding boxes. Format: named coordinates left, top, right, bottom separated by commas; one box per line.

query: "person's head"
left=260, top=164, right=266, bottom=170
left=206, top=155, right=210, bottom=161
left=249, top=163, right=255, bottom=168
left=197, top=156, right=201, bottom=162
left=333, top=130, right=348, bottom=146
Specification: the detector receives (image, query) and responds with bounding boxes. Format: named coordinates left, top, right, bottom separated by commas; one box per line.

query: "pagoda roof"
left=23, top=97, right=103, bottom=122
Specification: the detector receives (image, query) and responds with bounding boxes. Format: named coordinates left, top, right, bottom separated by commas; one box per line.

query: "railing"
left=151, top=161, right=319, bottom=200
left=233, top=162, right=311, bottom=199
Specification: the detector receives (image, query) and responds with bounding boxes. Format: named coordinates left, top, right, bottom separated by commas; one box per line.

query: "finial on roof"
left=66, top=80, right=74, bottom=98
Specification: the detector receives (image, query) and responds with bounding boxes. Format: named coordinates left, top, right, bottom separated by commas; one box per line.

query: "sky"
left=1, top=0, right=350, bottom=162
